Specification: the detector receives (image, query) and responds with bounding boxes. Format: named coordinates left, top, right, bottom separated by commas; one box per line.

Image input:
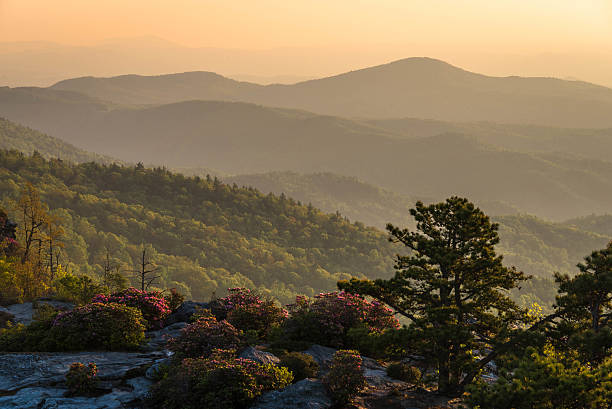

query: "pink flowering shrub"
left=212, top=288, right=288, bottom=338
left=65, top=362, right=98, bottom=396
left=52, top=302, right=145, bottom=350
left=282, top=291, right=399, bottom=348
left=323, top=349, right=366, bottom=405
left=148, top=349, right=293, bottom=409
left=167, top=314, right=242, bottom=359
left=92, top=287, right=171, bottom=328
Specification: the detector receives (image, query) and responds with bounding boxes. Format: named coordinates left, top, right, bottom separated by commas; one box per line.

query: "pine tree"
left=339, top=197, right=529, bottom=394
left=555, top=241, right=612, bottom=363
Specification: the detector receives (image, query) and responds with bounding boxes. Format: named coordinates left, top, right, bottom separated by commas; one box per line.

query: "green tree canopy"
left=339, top=197, right=529, bottom=394
left=555, top=241, right=612, bottom=363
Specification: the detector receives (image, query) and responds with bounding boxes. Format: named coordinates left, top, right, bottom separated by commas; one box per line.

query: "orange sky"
left=1, top=0, right=610, bottom=50
left=1, top=0, right=612, bottom=86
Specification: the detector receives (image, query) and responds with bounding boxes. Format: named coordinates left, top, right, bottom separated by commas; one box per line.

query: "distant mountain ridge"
left=50, top=57, right=612, bottom=127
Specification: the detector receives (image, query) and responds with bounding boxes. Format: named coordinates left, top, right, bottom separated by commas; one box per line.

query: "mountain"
left=226, top=170, right=611, bottom=278
left=226, top=171, right=522, bottom=229
left=365, top=118, right=612, bottom=162
left=0, top=117, right=116, bottom=164
left=2, top=92, right=612, bottom=220
left=0, top=149, right=399, bottom=303
left=564, top=214, right=612, bottom=237
left=50, top=58, right=612, bottom=127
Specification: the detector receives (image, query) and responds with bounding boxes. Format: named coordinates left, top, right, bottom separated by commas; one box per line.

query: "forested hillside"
left=0, top=117, right=116, bottom=164
left=564, top=214, right=612, bottom=237
left=2, top=94, right=612, bottom=219
left=227, top=170, right=611, bottom=308
left=0, top=150, right=398, bottom=303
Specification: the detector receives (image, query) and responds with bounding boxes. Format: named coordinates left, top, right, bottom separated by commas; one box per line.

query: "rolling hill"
left=1, top=94, right=612, bottom=220
left=0, top=117, right=116, bottom=164
left=50, top=58, right=612, bottom=128
left=1, top=116, right=610, bottom=308
left=226, top=170, right=611, bottom=279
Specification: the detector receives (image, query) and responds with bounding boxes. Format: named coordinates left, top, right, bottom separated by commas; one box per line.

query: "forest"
left=0, top=149, right=399, bottom=303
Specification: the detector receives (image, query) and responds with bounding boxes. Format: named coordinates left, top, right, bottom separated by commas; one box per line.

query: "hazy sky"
left=2, top=0, right=611, bottom=49
left=1, top=0, right=612, bottom=86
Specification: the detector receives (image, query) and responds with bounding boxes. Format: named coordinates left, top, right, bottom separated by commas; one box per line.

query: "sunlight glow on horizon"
left=1, top=0, right=610, bottom=51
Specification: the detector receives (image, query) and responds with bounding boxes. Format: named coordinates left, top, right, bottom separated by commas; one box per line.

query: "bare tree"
left=45, top=214, right=64, bottom=279
left=132, top=247, right=161, bottom=291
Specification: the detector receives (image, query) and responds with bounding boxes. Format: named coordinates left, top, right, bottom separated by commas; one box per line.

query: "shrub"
left=53, top=272, right=106, bottom=305
left=0, top=256, right=22, bottom=305
left=52, top=302, right=145, bottom=350
left=92, top=287, right=171, bottom=328
left=164, top=288, right=185, bottom=312
left=283, top=292, right=400, bottom=348
left=278, top=351, right=319, bottom=381
left=323, top=349, right=366, bottom=405
left=65, top=362, right=98, bottom=396
left=212, top=288, right=288, bottom=338
left=0, top=304, right=63, bottom=351
left=167, top=315, right=242, bottom=359
left=149, top=349, right=293, bottom=409
left=0, top=310, right=14, bottom=329
left=386, top=362, right=421, bottom=384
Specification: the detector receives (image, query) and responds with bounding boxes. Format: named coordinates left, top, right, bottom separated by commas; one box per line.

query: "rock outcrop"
left=252, top=378, right=332, bottom=409
left=239, top=346, right=281, bottom=366
left=0, top=300, right=74, bottom=325
left=0, top=351, right=165, bottom=408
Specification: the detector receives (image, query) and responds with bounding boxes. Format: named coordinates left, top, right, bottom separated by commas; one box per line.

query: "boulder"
left=239, top=346, right=280, bottom=366
left=301, top=344, right=336, bottom=370
left=252, top=378, right=332, bottom=409
left=165, top=300, right=209, bottom=325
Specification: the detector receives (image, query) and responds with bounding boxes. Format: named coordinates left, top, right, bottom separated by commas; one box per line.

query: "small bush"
left=278, top=351, right=319, bottom=381
left=386, top=362, right=421, bottom=384
left=149, top=349, right=293, bottom=409
left=0, top=305, right=61, bottom=351
left=0, top=255, right=22, bottom=305
left=323, top=349, right=366, bottom=405
left=212, top=288, right=288, bottom=339
left=164, top=288, right=185, bottom=312
left=52, top=302, right=145, bottom=350
left=92, top=287, right=171, bottom=328
left=65, top=362, right=98, bottom=396
left=53, top=273, right=106, bottom=305
left=283, top=292, right=399, bottom=348
left=0, top=310, right=14, bottom=329
left=167, top=315, right=242, bottom=359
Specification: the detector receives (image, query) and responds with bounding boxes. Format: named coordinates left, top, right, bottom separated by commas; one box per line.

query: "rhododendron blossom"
left=286, top=291, right=399, bottom=347
left=93, top=287, right=171, bottom=328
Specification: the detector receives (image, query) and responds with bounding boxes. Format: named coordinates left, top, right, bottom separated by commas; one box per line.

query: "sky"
left=1, top=0, right=611, bottom=86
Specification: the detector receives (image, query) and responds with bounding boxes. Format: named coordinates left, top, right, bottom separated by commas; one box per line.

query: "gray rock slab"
left=0, top=351, right=164, bottom=392
left=0, top=301, right=74, bottom=325
left=252, top=378, right=332, bottom=409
